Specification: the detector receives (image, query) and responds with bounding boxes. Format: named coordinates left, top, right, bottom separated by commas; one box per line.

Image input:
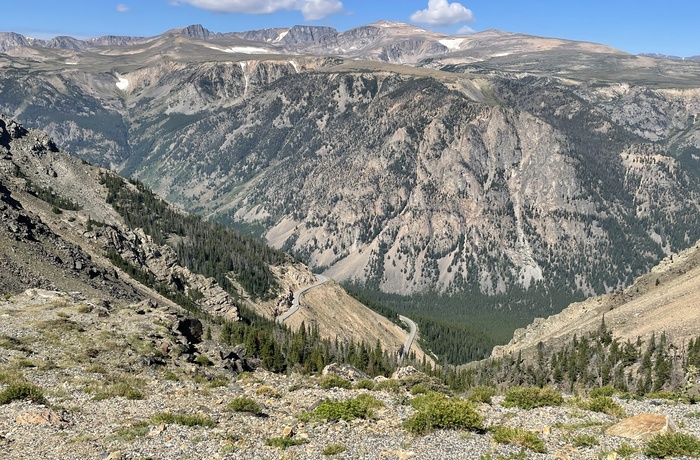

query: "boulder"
left=16, top=409, right=65, bottom=426
left=321, top=363, right=369, bottom=382
left=391, top=366, right=421, bottom=380
left=605, top=413, right=676, bottom=441
left=173, top=317, right=203, bottom=344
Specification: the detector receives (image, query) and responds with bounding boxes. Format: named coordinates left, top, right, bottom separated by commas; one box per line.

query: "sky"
left=1, top=0, right=697, bottom=57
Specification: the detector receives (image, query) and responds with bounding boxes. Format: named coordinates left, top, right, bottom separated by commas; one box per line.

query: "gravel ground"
left=3, top=293, right=700, bottom=460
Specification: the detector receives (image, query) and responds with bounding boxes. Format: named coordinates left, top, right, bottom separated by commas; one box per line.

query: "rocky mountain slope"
left=492, top=237, right=700, bottom=361
left=1, top=23, right=699, bottom=345
left=0, top=115, right=418, bottom=358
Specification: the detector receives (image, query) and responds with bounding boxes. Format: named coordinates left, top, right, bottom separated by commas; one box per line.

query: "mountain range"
left=1, top=21, right=699, bottom=351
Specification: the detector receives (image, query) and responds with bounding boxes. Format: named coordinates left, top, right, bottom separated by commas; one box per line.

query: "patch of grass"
left=491, top=426, right=546, bottom=453
left=227, top=396, right=265, bottom=416
left=479, top=449, right=528, bottom=460
left=354, top=379, right=376, bottom=390
left=322, top=443, right=347, bottom=455
left=589, top=386, right=616, bottom=398
left=265, top=436, right=308, bottom=450
left=645, top=391, right=680, bottom=401
left=410, top=383, right=428, bottom=395
left=467, top=386, right=497, bottom=404
left=685, top=411, right=700, bottom=419
left=616, top=442, right=638, bottom=459
left=152, top=412, right=215, bottom=428
left=255, top=385, right=280, bottom=398
left=582, top=396, right=625, bottom=417
left=109, top=421, right=150, bottom=442
left=0, top=382, right=47, bottom=405
left=208, top=376, right=229, bottom=388
left=194, top=355, right=213, bottom=366
left=91, top=381, right=143, bottom=401
left=502, top=387, right=563, bottom=409
left=403, top=392, right=483, bottom=435
left=572, top=433, right=599, bottom=447
left=374, top=379, right=402, bottom=394
left=644, top=432, right=700, bottom=458
left=302, top=394, right=384, bottom=422
left=320, top=374, right=352, bottom=390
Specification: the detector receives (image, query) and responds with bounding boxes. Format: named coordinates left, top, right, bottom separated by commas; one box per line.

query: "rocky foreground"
left=2, top=290, right=700, bottom=460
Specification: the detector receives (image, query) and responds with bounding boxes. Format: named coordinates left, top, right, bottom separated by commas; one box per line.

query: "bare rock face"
left=605, top=414, right=677, bottom=441
left=16, top=410, right=66, bottom=427
left=322, top=363, right=369, bottom=382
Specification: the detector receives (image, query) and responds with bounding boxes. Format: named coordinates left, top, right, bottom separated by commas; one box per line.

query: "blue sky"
left=1, top=0, right=697, bottom=57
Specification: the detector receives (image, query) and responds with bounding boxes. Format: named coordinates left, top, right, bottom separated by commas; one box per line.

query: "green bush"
left=265, top=436, right=308, bottom=450
left=616, top=442, right=638, bottom=458
left=645, top=432, right=700, bottom=458
left=403, top=392, right=483, bottom=435
left=0, top=382, right=47, bottom=405
left=322, top=443, right=347, bottom=455
left=312, top=394, right=384, bottom=422
left=589, top=386, right=616, bottom=398
left=151, top=412, right=215, bottom=428
left=227, top=396, right=265, bottom=416
left=584, top=396, right=625, bottom=417
left=467, top=386, right=497, bottom=404
left=354, top=379, right=376, bottom=390
left=320, top=375, right=352, bottom=390
left=572, top=433, right=599, bottom=447
left=491, top=426, right=546, bottom=453
left=374, top=379, right=402, bottom=394
left=410, top=383, right=428, bottom=395
left=502, top=387, right=563, bottom=409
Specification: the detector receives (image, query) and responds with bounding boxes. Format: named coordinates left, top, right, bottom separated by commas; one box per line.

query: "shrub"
left=374, top=379, right=402, bottom=394
left=410, top=383, right=428, bottom=395
left=354, top=379, right=376, bottom=390
left=0, top=382, right=47, bottom=405
left=310, top=394, right=384, bottom=422
left=467, top=386, right=497, bottom=404
left=320, top=375, right=352, bottom=390
left=110, top=422, right=150, bottom=442
left=616, top=442, right=637, bottom=458
left=194, top=355, right=212, bottom=366
left=227, top=396, right=265, bottom=416
left=572, top=434, right=599, bottom=447
left=403, top=392, right=483, bottom=435
left=491, top=426, right=546, bottom=453
left=502, top=387, right=563, bottom=409
left=589, top=386, right=616, bottom=398
left=152, top=412, right=215, bottom=428
left=584, top=396, right=625, bottom=417
left=265, top=436, right=308, bottom=450
left=322, top=443, right=347, bottom=455
left=93, top=382, right=143, bottom=401
left=644, top=432, right=700, bottom=458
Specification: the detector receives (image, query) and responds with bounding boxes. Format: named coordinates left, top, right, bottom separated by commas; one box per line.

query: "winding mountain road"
left=277, top=274, right=329, bottom=325
left=398, top=314, right=417, bottom=362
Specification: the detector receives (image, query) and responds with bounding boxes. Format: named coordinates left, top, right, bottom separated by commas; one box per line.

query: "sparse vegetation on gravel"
left=0, top=381, right=47, bottom=405
left=644, top=432, right=700, bottom=458
left=491, top=426, right=546, bottom=453
left=502, top=386, right=563, bottom=409
left=227, top=396, right=265, bottom=416
left=403, top=392, right=483, bottom=435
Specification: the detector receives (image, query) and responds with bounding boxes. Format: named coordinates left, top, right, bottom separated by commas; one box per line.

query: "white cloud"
left=116, top=4, right=130, bottom=13
left=410, top=0, right=474, bottom=27
left=457, top=25, right=475, bottom=34
left=174, top=0, right=343, bottom=20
